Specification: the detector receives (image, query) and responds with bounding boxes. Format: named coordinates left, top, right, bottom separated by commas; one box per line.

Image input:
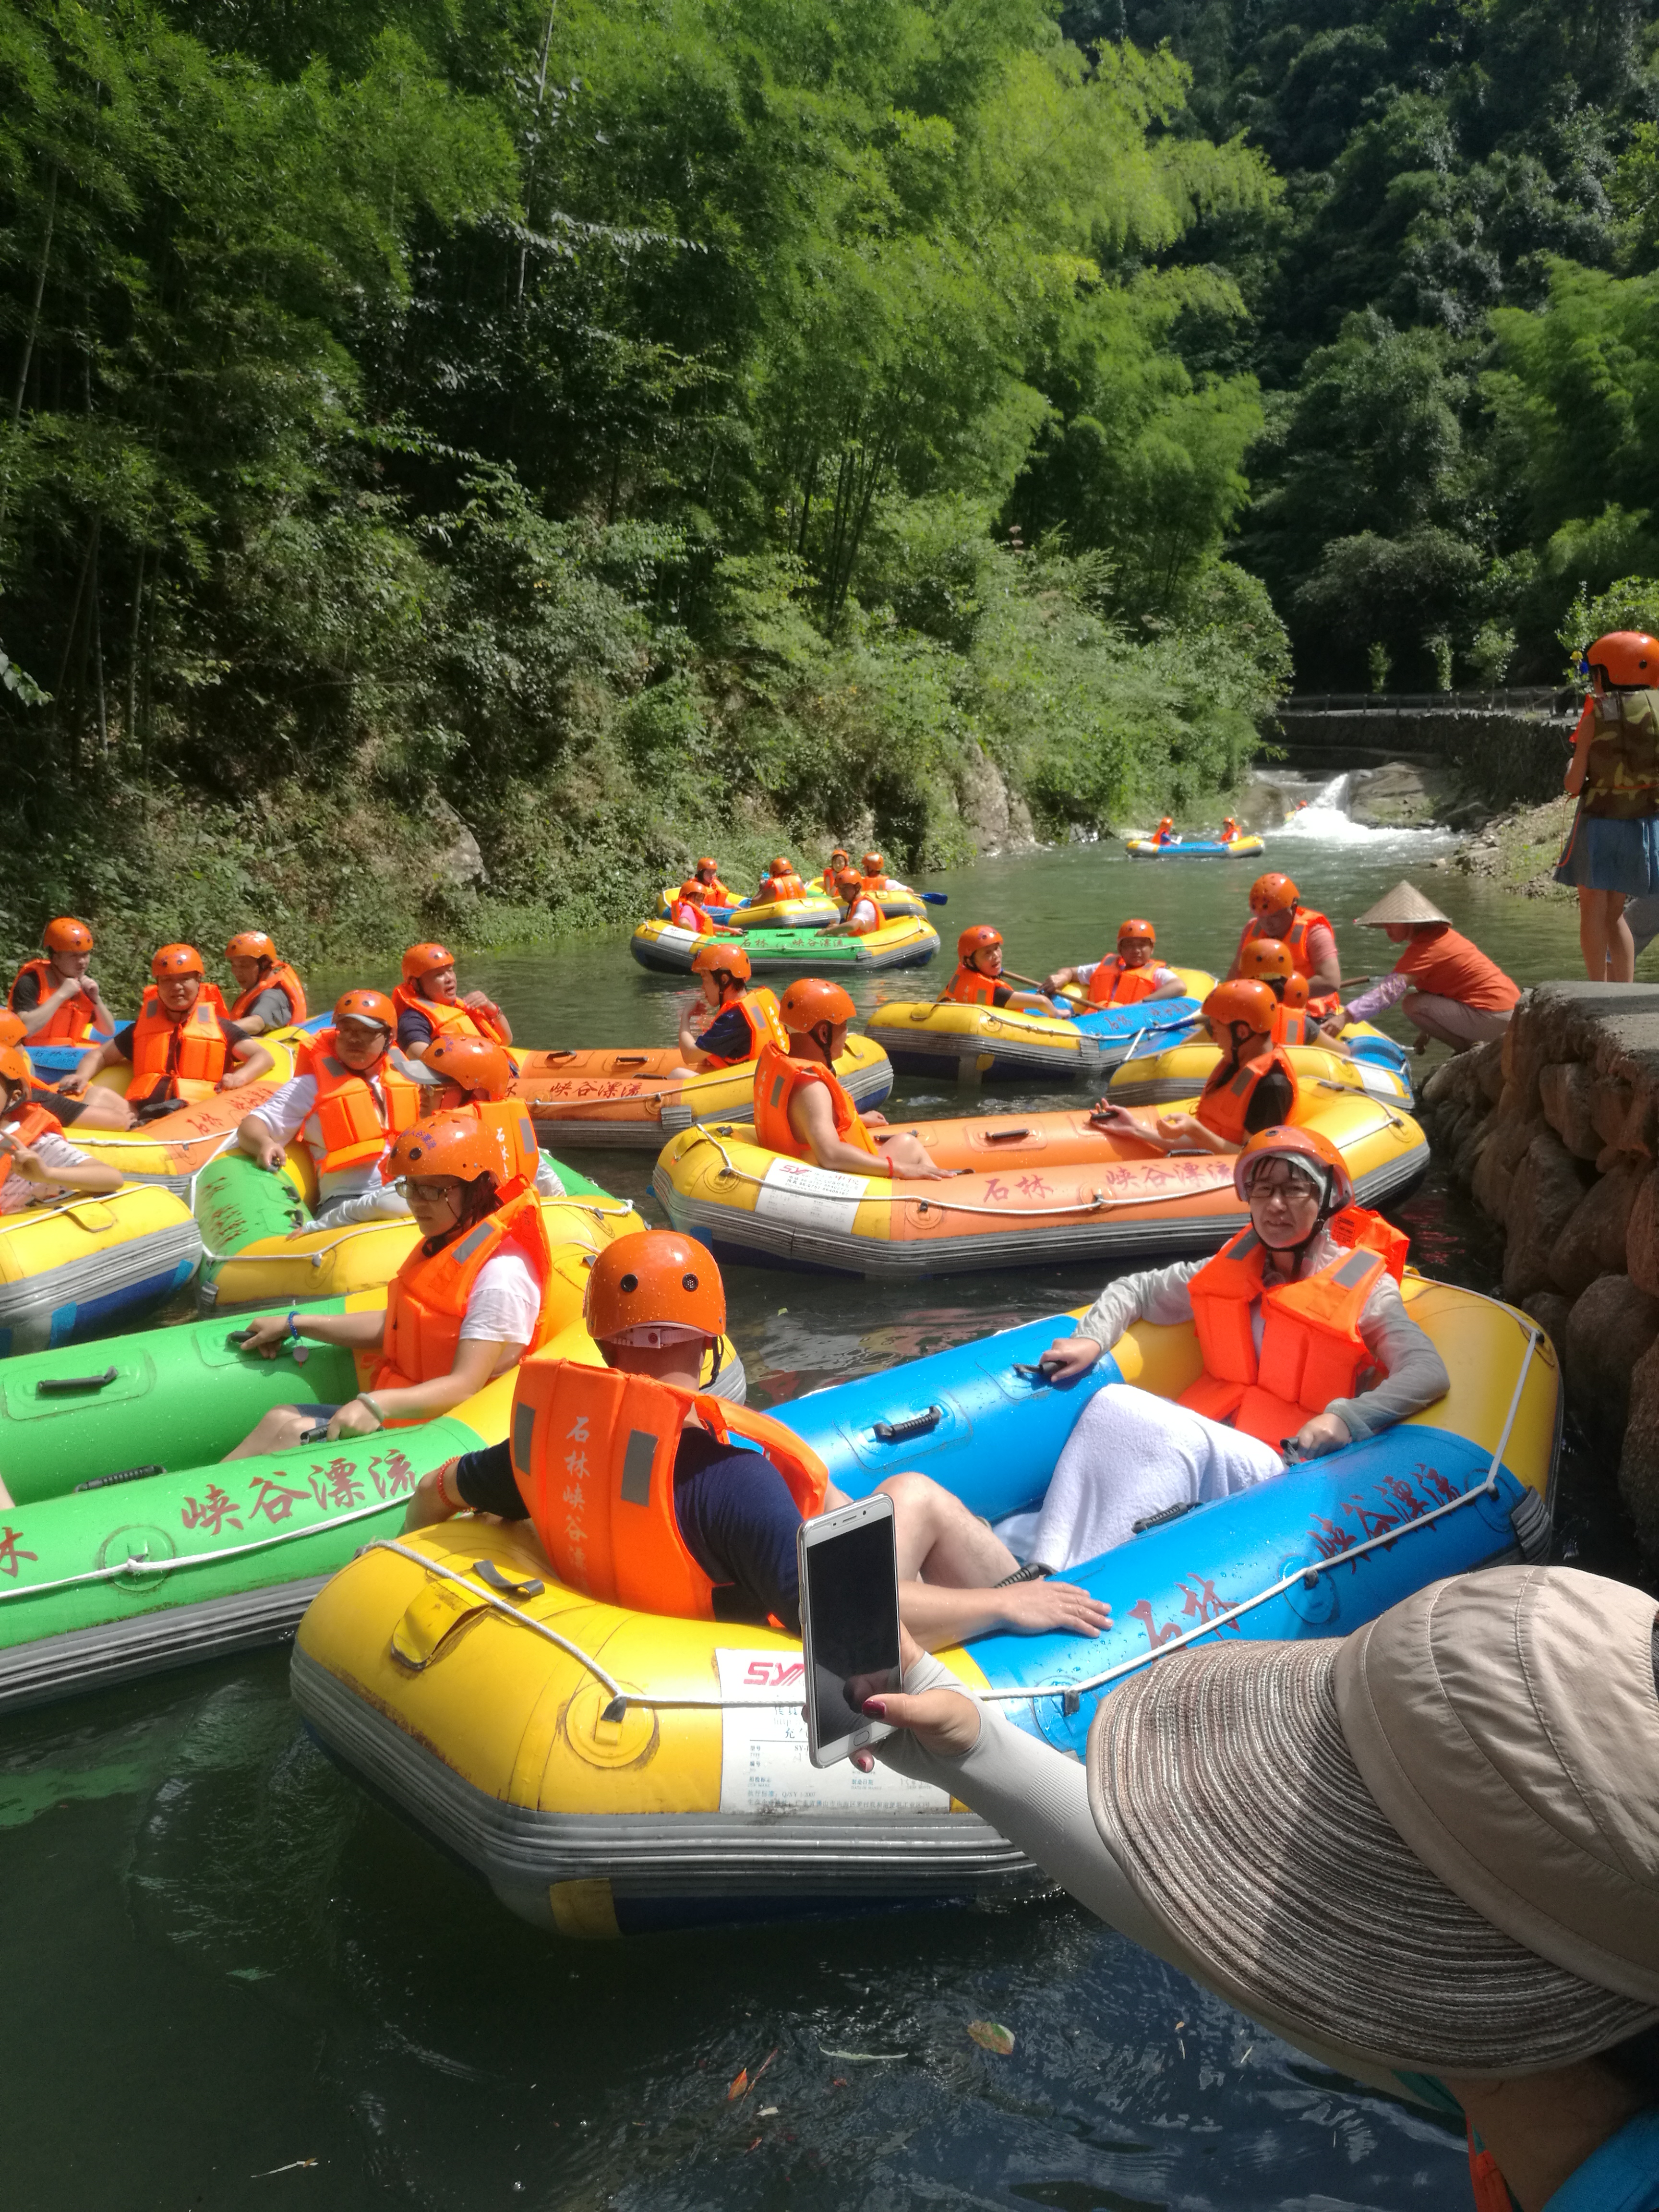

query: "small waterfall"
left=1275, top=769, right=1440, bottom=845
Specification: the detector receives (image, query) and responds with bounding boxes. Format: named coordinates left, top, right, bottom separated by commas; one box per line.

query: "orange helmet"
left=676, top=880, right=707, bottom=904
left=957, top=924, right=1003, bottom=962
left=151, top=943, right=203, bottom=980
left=1283, top=973, right=1310, bottom=1009
left=401, top=941, right=455, bottom=984
left=1587, top=631, right=1658, bottom=688
left=424, top=1033, right=514, bottom=1101
left=585, top=1228, right=725, bottom=1346
left=225, top=930, right=276, bottom=963
left=862, top=851, right=883, bottom=874
left=1249, top=873, right=1298, bottom=916
left=778, top=977, right=856, bottom=1033
left=834, top=868, right=864, bottom=896
left=383, top=1112, right=500, bottom=1187
left=695, top=856, right=720, bottom=875
left=0, top=1043, right=30, bottom=1094
left=333, top=987, right=395, bottom=1032
left=1117, top=917, right=1155, bottom=945
left=829, top=848, right=850, bottom=866
left=1238, top=938, right=1294, bottom=982
left=1233, top=1125, right=1353, bottom=1212
left=1202, top=978, right=1276, bottom=1036
left=692, top=941, right=752, bottom=981
left=770, top=855, right=794, bottom=876
left=43, top=917, right=93, bottom=953
left=0, top=1010, right=24, bottom=1048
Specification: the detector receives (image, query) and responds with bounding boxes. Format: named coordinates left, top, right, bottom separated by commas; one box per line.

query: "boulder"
left=1471, top=1113, right=1544, bottom=1225
left=1476, top=1040, right=1507, bottom=1105
left=1538, top=1061, right=1601, bottom=1162
left=957, top=743, right=1034, bottom=856
left=1620, top=1336, right=1659, bottom=1555
left=1629, top=1170, right=1659, bottom=1300
left=1501, top=1130, right=1593, bottom=1301
left=1566, top=1274, right=1659, bottom=1448
left=1548, top=1157, right=1644, bottom=1297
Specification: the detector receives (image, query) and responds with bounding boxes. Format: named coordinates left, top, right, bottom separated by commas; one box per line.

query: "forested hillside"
left=0, top=0, right=1290, bottom=984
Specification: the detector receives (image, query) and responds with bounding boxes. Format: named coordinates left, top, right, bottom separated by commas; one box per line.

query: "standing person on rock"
left=1554, top=631, right=1659, bottom=983
left=1327, top=883, right=1520, bottom=1055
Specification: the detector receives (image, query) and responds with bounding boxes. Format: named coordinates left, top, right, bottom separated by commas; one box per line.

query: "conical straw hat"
left=1353, top=881, right=1450, bottom=927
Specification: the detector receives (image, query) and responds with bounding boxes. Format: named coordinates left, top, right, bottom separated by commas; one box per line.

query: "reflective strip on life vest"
left=7, top=959, right=100, bottom=1043
left=298, top=1033, right=425, bottom=1174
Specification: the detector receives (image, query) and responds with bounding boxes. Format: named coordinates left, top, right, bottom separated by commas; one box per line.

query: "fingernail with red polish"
left=862, top=1698, right=887, bottom=1717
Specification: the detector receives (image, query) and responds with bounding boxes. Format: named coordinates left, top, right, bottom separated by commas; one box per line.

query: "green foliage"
left=1557, top=576, right=1659, bottom=680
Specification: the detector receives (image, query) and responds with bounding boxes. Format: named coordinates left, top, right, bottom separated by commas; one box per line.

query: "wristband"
left=357, top=1394, right=387, bottom=1431
left=285, top=1309, right=309, bottom=1367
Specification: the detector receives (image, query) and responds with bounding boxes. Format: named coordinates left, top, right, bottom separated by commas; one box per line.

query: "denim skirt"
left=1553, top=805, right=1659, bottom=895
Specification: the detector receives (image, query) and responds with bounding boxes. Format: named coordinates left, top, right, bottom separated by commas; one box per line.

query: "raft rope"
left=357, top=1322, right=1540, bottom=1726
left=192, top=1196, right=637, bottom=1269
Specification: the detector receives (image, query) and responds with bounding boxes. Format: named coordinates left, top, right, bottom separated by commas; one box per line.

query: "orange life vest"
left=1306, top=991, right=1340, bottom=1022
left=511, top=1358, right=829, bottom=1617
left=694, top=876, right=736, bottom=905
left=1271, top=1002, right=1315, bottom=1047
left=940, top=963, right=1000, bottom=1006
left=820, top=867, right=847, bottom=895
left=764, top=872, right=807, bottom=902
left=701, top=986, right=789, bottom=1069
left=0, top=1102, right=63, bottom=1191
left=1466, top=2130, right=1513, bottom=2212
left=1086, top=956, right=1164, bottom=1008
left=297, top=1030, right=425, bottom=1175
left=391, top=982, right=512, bottom=1050
left=668, top=899, right=716, bottom=934
left=7, top=959, right=101, bottom=1043
left=859, top=873, right=890, bottom=897
left=841, top=895, right=881, bottom=936
left=1194, top=1044, right=1299, bottom=1145
left=228, top=960, right=307, bottom=1026
left=1238, top=905, right=1334, bottom=984
left=1178, top=1207, right=1407, bottom=1446
left=374, top=1180, right=555, bottom=1405
left=752, top=1040, right=880, bottom=1160
left=126, top=984, right=232, bottom=1104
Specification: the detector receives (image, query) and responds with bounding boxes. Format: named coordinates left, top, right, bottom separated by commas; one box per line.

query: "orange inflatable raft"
left=507, top=1036, right=892, bottom=1148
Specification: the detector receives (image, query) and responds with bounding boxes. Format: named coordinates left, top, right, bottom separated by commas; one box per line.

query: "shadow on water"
left=3, top=824, right=1646, bottom=2208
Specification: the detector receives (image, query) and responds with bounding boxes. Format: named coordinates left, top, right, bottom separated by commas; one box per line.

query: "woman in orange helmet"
left=229, top=1111, right=554, bottom=1457
left=1554, top=630, right=1659, bottom=980
left=1045, top=918, right=1185, bottom=1007
left=63, top=944, right=274, bottom=1118
left=754, top=978, right=951, bottom=1178
left=394, top=942, right=513, bottom=1062
left=224, top=932, right=308, bottom=1034
left=819, top=848, right=852, bottom=895
left=1091, top=978, right=1298, bottom=1155
left=424, top=1032, right=566, bottom=1197
left=8, top=916, right=113, bottom=1046
left=942, top=925, right=1071, bottom=1013
left=691, top=856, right=737, bottom=905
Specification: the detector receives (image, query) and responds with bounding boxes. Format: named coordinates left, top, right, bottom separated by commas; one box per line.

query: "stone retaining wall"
left=1270, top=707, right=1573, bottom=810
left=1421, top=982, right=1659, bottom=1549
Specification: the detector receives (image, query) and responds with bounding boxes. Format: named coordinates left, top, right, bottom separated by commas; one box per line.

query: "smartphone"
left=797, top=1494, right=902, bottom=1769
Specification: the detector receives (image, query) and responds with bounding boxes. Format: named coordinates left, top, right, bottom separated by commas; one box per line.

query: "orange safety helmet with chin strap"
left=0, top=1011, right=24, bottom=1049
left=690, top=942, right=786, bottom=1064
left=44, top=917, right=94, bottom=953
left=393, top=943, right=511, bottom=1049
left=1586, top=631, right=1659, bottom=688
left=0, top=1044, right=61, bottom=1193
left=224, top=931, right=308, bottom=1025
left=10, top=916, right=100, bottom=1042
left=692, top=941, right=752, bottom=983
left=942, top=924, right=1005, bottom=1006
left=297, top=998, right=423, bottom=1177
left=334, top=987, right=396, bottom=1032
left=1238, top=938, right=1294, bottom=982
left=755, top=978, right=875, bottom=1160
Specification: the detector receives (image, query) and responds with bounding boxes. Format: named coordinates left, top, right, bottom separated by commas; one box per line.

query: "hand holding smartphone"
left=797, top=1494, right=903, bottom=1768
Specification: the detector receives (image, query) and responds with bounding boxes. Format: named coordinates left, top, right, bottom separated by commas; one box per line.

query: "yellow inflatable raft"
left=510, top=1034, right=891, bottom=1146
left=0, top=1181, right=201, bottom=1356
left=1108, top=1034, right=1414, bottom=1109
left=1124, top=833, right=1265, bottom=860
left=865, top=968, right=1214, bottom=1084
left=652, top=1089, right=1428, bottom=1278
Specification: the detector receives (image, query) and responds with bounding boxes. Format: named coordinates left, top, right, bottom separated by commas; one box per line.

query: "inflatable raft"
left=506, top=1036, right=892, bottom=1147
left=1124, top=833, right=1264, bottom=860
left=291, top=1280, right=1556, bottom=1936
left=1109, top=1034, right=1414, bottom=1110
left=651, top=887, right=929, bottom=928
left=631, top=915, right=938, bottom=976
left=652, top=1091, right=1428, bottom=1279
left=864, top=970, right=1214, bottom=1084
left=0, top=1182, right=202, bottom=1356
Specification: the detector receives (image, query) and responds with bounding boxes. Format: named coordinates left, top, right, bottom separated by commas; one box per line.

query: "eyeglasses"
left=393, top=1178, right=463, bottom=1204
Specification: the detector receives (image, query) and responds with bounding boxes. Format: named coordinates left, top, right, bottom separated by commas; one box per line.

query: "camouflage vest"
left=1583, top=688, right=1659, bottom=819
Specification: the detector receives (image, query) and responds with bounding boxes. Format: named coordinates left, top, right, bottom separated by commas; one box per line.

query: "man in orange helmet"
left=676, top=943, right=788, bottom=1072
left=1092, top=978, right=1298, bottom=1155
left=394, top=942, right=513, bottom=1063
left=691, top=856, right=737, bottom=905
left=1226, top=873, right=1341, bottom=997
left=403, top=1231, right=1112, bottom=1647
left=7, top=916, right=112, bottom=1045
left=754, top=979, right=951, bottom=1178
left=234, top=987, right=430, bottom=1225
left=64, top=944, right=273, bottom=1118
left=941, top=926, right=1071, bottom=1013
left=231, top=1110, right=555, bottom=1455
left=758, top=854, right=807, bottom=902
left=821, top=866, right=882, bottom=936
left=224, top=932, right=308, bottom=1034
left=1045, top=918, right=1186, bottom=1007
left=0, top=950, right=132, bottom=1131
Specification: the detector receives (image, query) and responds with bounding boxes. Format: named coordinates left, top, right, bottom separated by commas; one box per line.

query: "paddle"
left=917, top=890, right=949, bottom=905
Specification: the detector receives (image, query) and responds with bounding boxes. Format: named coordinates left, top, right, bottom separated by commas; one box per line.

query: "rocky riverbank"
left=1429, top=793, right=1576, bottom=899
left=1420, top=983, right=1659, bottom=1551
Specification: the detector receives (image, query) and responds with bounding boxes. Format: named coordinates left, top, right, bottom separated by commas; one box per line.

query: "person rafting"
left=819, top=847, right=852, bottom=895
left=1554, top=630, right=1659, bottom=982
left=1152, top=816, right=1176, bottom=846
left=404, top=1231, right=1112, bottom=1647
left=0, top=1043, right=121, bottom=1211
left=1227, top=873, right=1341, bottom=998
left=1220, top=814, right=1241, bottom=843
left=8, top=916, right=113, bottom=1046
left=940, top=926, right=1071, bottom=1014
left=753, top=978, right=950, bottom=1178
left=0, top=987, right=133, bottom=1133
left=1237, top=939, right=1345, bottom=1051
left=223, top=932, right=307, bottom=1034
left=859, top=850, right=896, bottom=894
left=1021, top=1126, right=1446, bottom=1563
left=423, top=1033, right=565, bottom=1197
left=1329, top=882, right=1521, bottom=1054
left=676, top=943, right=788, bottom=1072
left=393, top=942, right=514, bottom=1062
left=821, top=866, right=883, bottom=937
left=228, top=1111, right=556, bottom=1455
left=666, top=880, right=730, bottom=935
left=1044, top=918, right=1186, bottom=1008
left=1090, top=978, right=1298, bottom=1155
left=691, top=856, right=736, bottom=905
left=234, top=987, right=429, bottom=1226
left=757, top=855, right=807, bottom=902
left=62, top=944, right=274, bottom=1119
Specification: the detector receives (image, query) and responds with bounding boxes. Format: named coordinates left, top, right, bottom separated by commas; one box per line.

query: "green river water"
left=1, top=782, right=1638, bottom=2211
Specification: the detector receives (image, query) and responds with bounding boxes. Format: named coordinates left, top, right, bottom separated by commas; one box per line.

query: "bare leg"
left=1610, top=895, right=1635, bottom=982
left=878, top=1470, right=1019, bottom=1585
left=222, top=1405, right=325, bottom=1461
left=872, top=1131, right=938, bottom=1177
left=1579, top=887, right=1633, bottom=981
left=66, top=1087, right=136, bottom=1130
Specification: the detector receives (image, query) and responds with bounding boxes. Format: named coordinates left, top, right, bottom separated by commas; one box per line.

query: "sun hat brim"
left=1085, top=1637, right=1658, bottom=2077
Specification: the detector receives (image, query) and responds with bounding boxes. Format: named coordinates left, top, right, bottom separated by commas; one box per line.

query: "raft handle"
left=74, top=1463, right=164, bottom=1493
left=981, top=1127, right=1034, bottom=1143
left=36, top=1367, right=118, bottom=1395
left=473, top=1558, right=545, bottom=1601
left=1130, top=1499, right=1201, bottom=1536
left=872, top=1405, right=944, bottom=1444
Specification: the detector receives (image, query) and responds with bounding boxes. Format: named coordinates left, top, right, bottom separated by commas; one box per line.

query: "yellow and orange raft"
left=505, top=1036, right=892, bottom=1148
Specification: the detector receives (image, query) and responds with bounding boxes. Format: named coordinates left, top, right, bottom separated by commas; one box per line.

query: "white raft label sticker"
left=754, top=1157, right=873, bottom=1235
left=715, top=1649, right=950, bottom=1816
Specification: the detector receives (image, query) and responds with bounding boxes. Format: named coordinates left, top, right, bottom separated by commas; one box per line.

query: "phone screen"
left=801, top=1507, right=902, bottom=1763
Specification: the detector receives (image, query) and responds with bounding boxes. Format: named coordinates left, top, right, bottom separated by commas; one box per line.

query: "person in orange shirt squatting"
left=1045, top=917, right=1187, bottom=1008
left=403, top=1229, right=1111, bottom=1647
left=754, top=978, right=952, bottom=1178
left=62, top=943, right=274, bottom=1121
left=940, top=925, right=1072, bottom=1014
left=1090, top=978, right=1298, bottom=1156
left=393, top=942, right=514, bottom=1066
left=1326, top=882, right=1520, bottom=1055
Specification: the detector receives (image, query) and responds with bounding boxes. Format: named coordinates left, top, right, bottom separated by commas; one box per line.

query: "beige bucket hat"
left=1086, top=1567, right=1659, bottom=2077
left=1353, top=880, right=1451, bottom=927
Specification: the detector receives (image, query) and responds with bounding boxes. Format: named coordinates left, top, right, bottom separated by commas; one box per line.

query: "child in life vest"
left=403, top=1231, right=1113, bottom=1649
left=1237, top=938, right=1350, bottom=1053
left=675, top=942, right=788, bottom=1072
left=62, top=943, right=274, bottom=1119
left=1091, top=978, right=1298, bottom=1155
left=1012, top=1127, right=1447, bottom=1569
left=0, top=1044, right=121, bottom=1215
left=393, top=942, right=514, bottom=1063
left=227, top=1111, right=554, bottom=1457
left=422, top=1032, right=565, bottom=1199
left=224, top=931, right=307, bottom=1034
left=1044, top=918, right=1186, bottom=1008
left=752, top=977, right=952, bottom=1179
left=940, top=925, right=1071, bottom=1014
